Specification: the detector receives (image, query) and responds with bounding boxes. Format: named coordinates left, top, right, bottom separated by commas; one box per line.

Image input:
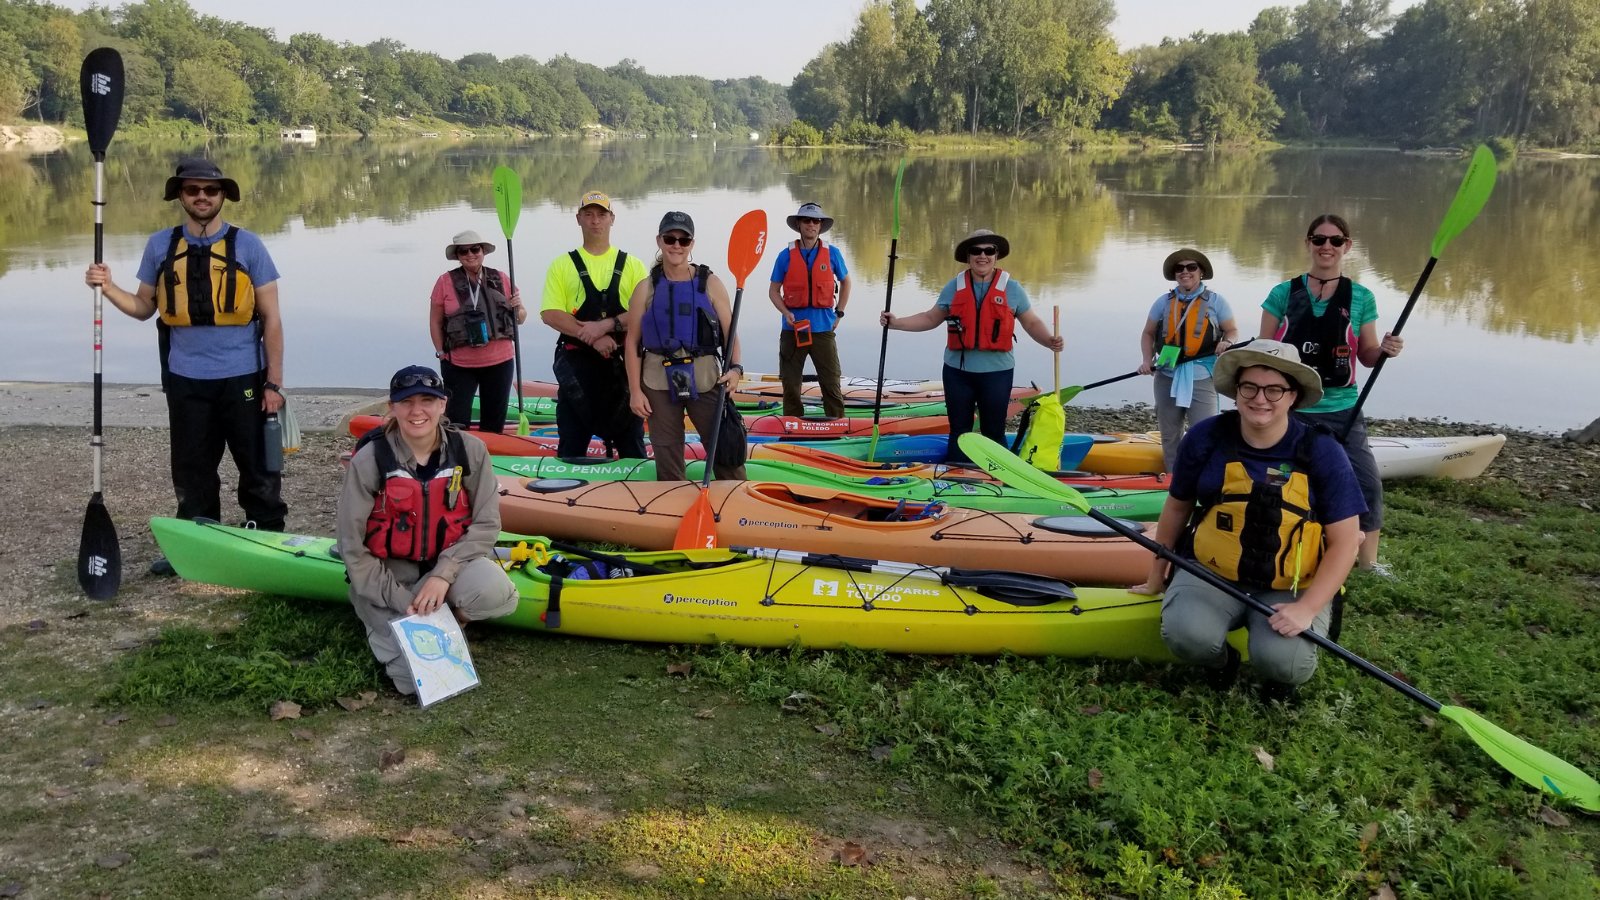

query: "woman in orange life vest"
left=622, top=211, right=748, bottom=482
left=1130, top=341, right=1365, bottom=702
left=336, top=365, right=516, bottom=696
left=1260, top=214, right=1403, bottom=575
left=1139, top=248, right=1239, bottom=473
left=429, top=229, right=527, bottom=434
left=880, top=229, right=1063, bottom=465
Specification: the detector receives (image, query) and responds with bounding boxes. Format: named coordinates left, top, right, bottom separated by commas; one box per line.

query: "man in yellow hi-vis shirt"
left=540, top=190, right=650, bottom=458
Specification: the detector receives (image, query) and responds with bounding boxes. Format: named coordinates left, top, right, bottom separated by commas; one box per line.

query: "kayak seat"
left=1031, top=516, right=1138, bottom=538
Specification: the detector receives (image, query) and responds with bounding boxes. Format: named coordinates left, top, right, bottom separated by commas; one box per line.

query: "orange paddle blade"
left=674, top=487, right=718, bottom=549
left=727, top=209, right=768, bottom=289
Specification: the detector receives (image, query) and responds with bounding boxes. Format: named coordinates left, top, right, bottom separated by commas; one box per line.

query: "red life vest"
left=359, top=428, right=475, bottom=562
left=946, top=269, right=1016, bottom=352
left=780, top=241, right=836, bottom=309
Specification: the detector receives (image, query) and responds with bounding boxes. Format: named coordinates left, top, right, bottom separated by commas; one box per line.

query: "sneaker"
left=1204, top=645, right=1242, bottom=691
left=148, top=557, right=177, bottom=577
left=1365, top=561, right=1397, bottom=580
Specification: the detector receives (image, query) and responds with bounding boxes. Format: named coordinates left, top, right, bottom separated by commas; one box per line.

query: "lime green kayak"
left=491, top=455, right=1167, bottom=521
left=148, top=517, right=1186, bottom=659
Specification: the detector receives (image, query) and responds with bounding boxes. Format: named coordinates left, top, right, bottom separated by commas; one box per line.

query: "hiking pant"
left=553, top=346, right=646, bottom=459
left=1153, top=370, right=1218, bottom=473
left=642, top=385, right=747, bottom=482
left=778, top=328, right=845, bottom=418
left=1160, top=569, right=1332, bottom=686
left=165, top=370, right=286, bottom=531
left=350, top=556, right=517, bottom=695
left=942, top=364, right=1013, bottom=465
left=442, top=357, right=514, bottom=434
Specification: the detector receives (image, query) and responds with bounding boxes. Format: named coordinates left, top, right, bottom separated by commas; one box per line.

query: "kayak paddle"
left=491, top=165, right=530, bottom=436
left=1341, top=144, right=1496, bottom=440
left=78, top=47, right=124, bottom=601
left=868, top=157, right=907, bottom=463
left=957, top=431, right=1600, bottom=813
left=675, top=209, right=768, bottom=550
left=1019, top=369, right=1142, bottom=406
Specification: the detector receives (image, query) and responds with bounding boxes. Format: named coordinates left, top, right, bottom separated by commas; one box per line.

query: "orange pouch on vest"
left=793, top=319, right=812, bottom=347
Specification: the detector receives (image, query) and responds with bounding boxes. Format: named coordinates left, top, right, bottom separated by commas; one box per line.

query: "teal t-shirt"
left=936, top=272, right=1033, bottom=373
left=1261, top=276, right=1377, bottom=413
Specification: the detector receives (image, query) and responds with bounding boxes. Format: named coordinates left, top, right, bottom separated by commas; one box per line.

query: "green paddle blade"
left=890, top=157, right=907, bottom=239
left=1438, top=706, right=1600, bottom=812
left=492, top=165, right=522, bottom=238
left=958, top=432, right=1090, bottom=512
left=1430, top=145, right=1496, bottom=259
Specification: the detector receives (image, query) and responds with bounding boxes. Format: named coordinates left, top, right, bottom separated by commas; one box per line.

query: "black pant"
left=165, top=370, right=286, bottom=530
left=552, top=346, right=646, bottom=459
left=442, top=358, right=514, bottom=434
left=942, top=363, right=1014, bottom=465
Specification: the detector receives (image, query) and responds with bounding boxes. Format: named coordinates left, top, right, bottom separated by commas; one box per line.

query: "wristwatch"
left=262, top=381, right=281, bottom=394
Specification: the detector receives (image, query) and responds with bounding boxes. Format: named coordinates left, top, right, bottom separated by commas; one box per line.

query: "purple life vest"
left=639, top=264, right=722, bottom=356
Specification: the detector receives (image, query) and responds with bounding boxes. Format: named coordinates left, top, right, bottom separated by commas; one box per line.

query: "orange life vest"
left=1161, top=289, right=1220, bottom=362
left=780, top=241, right=836, bottom=309
left=945, top=269, right=1016, bottom=352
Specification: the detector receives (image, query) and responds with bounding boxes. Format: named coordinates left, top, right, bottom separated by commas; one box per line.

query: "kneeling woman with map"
left=337, top=364, right=517, bottom=696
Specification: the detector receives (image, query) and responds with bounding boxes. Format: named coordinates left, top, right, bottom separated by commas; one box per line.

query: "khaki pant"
left=350, top=556, right=518, bottom=694
left=643, top=384, right=747, bottom=482
left=1160, top=568, right=1332, bottom=686
left=778, top=329, right=845, bottom=419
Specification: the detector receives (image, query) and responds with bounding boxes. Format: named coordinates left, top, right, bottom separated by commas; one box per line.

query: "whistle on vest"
left=446, top=466, right=463, bottom=509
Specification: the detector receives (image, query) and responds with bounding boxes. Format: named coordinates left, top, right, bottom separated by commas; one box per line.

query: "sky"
left=64, top=0, right=1419, bottom=83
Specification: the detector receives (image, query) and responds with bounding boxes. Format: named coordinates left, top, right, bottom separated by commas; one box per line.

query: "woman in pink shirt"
left=429, top=229, right=527, bottom=432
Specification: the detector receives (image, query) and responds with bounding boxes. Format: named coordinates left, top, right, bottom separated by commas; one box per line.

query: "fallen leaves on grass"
left=814, top=722, right=841, bottom=736
left=835, top=842, right=870, bottom=867
left=1359, top=821, right=1380, bottom=852
left=154, top=714, right=178, bottom=728
left=269, top=700, right=301, bottom=721
left=379, top=747, right=407, bottom=771
left=290, top=729, right=315, bottom=742
left=0, top=882, right=22, bottom=897
left=870, top=745, right=894, bottom=762
left=1087, top=769, right=1104, bottom=790
left=26, top=699, right=52, bottom=710
left=1370, top=884, right=1397, bottom=900
left=780, top=691, right=818, bottom=712
left=101, top=712, right=129, bottom=726
left=1253, top=746, right=1276, bottom=772
left=693, top=708, right=716, bottom=720
left=665, top=662, right=692, bottom=677
left=81, top=755, right=104, bottom=769
left=1537, top=806, right=1571, bottom=828
left=95, top=852, right=132, bottom=869
left=44, top=786, right=74, bottom=799
left=189, top=847, right=219, bottom=859
left=1079, top=705, right=1103, bottom=716
left=26, top=619, right=47, bottom=632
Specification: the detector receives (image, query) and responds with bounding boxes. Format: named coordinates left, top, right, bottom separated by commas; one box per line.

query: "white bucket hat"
left=1212, top=339, right=1325, bottom=409
left=445, top=229, right=497, bottom=260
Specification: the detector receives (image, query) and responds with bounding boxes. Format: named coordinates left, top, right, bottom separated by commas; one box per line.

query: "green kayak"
left=474, top=395, right=951, bottom=422
left=491, top=455, right=1167, bottom=521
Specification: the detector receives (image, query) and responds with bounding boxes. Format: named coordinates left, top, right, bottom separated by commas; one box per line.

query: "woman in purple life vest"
left=622, top=211, right=748, bottom=482
left=429, top=229, right=527, bottom=434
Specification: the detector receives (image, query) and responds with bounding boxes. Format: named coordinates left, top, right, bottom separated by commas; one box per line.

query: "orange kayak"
left=749, top=443, right=1174, bottom=491
left=496, top=476, right=1154, bottom=585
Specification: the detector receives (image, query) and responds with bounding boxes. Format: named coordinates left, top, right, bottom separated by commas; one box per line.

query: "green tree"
left=170, top=57, right=252, bottom=130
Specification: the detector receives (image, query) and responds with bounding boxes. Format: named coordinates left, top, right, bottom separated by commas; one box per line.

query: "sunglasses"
left=391, top=372, right=444, bottom=390
left=660, top=234, right=693, bottom=247
left=968, top=246, right=999, bottom=257
left=1307, top=235, right=1349, bottom=247
left=455, top=244, right=484, bottom=255
left=797, top=217, right=822, bottom=225
left=1173, top=262, right=1203, bottom=273
left=182, top=185, right=222, bottom=198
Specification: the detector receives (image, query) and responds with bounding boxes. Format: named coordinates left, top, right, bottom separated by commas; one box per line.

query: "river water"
left=3, top=138, right=1595, bottom=432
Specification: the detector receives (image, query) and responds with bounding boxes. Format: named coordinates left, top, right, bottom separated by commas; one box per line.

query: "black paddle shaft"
left=871, top=236, right=900, bottom=426
left=1090, top=508, right=1442, bottom=711
left=1341, top=257, right=1435, bottom=441
left=1083, top=370, right=1141, bottom=391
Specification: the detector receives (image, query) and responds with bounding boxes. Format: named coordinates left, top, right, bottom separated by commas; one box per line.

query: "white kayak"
left=1372, top=434, right=1507, bottom=480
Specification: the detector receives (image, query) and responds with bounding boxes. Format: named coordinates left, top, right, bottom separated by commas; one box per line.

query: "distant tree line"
left=0, top=0, right=793, bottom=135
left=790, top=0, right=1600, bottom=148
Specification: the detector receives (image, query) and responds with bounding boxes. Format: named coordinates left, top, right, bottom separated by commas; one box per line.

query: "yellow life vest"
left=1188, top=415, right=1324, bottom=591
left=155, top=225, right=257, bottom=327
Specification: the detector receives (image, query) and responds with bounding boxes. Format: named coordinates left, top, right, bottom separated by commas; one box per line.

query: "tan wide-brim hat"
left=445, top=229, right=497, bottom=260
left=954, top=229, right=1010, bottom=263
left=1163, top=248, right=1214, bottom=280
left=1212, top=339, right=1325, bottom=409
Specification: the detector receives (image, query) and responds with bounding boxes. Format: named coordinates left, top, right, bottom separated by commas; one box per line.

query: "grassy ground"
left=1, top=416, right=1596, bottom=898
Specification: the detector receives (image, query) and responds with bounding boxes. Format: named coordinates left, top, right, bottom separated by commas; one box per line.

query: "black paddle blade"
left=78, top=494, right=121, bottom=600
left=79, top=48, right=125, bottom=156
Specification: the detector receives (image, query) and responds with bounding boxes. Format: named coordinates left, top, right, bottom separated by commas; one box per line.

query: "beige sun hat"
left=1212, top=339, right=1325, bottom=409
left=953, top=229, right=1010, bottom=263
left=444, top=229, right=497, bottom=260
left=1162, top=248, right=1214, bottom=280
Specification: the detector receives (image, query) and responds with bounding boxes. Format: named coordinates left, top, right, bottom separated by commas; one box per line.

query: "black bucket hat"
left=163, top=157, right=241, bottom=202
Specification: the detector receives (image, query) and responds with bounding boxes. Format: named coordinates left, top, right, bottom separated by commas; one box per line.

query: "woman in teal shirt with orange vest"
left=881, top=229, right=1063, bottom=465
left=1260, top=214, right=1403, bottom=574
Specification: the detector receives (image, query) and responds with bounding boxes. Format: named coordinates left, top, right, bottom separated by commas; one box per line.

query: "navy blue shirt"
left=1169, top=415, right=1367, bottom=532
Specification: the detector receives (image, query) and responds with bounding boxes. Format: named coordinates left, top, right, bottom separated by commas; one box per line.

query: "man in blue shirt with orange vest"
left=767, top=202, right=851, bottom=419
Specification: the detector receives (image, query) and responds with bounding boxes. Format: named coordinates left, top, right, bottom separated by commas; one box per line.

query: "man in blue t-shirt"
left=1130, top=340, right=1364, bottom=701
left=767, top=202, right=851, bottom=418
left=84, top=158, right=287, bottom=574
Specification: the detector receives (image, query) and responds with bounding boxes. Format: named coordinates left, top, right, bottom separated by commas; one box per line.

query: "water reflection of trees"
left=11, top=141, right=1596, bottom=341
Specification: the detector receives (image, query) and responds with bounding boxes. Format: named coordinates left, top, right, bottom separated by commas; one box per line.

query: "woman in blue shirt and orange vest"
left=881, top=229, right=1063, bottom=465
left=1139, top=248, right=1239, bottom=472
